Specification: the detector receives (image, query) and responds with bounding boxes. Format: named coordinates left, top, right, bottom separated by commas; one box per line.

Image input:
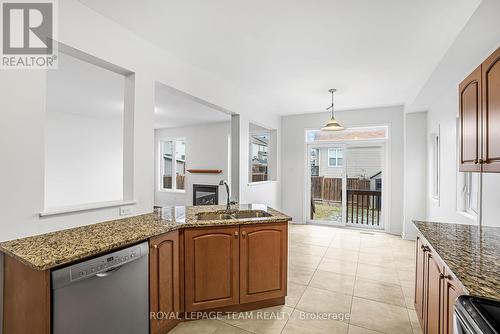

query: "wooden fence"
left=311, top=177, right=371, bottom=202
left=163, top=175, right=185, bottom=190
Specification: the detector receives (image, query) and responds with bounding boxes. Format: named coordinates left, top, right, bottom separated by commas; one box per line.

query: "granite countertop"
left=0, top=204, right=290, bottom=271
left=414, top=221, right=500, bottom=300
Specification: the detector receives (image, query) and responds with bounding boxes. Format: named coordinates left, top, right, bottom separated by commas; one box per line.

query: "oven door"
left=454, top=311, right=474, bottom=334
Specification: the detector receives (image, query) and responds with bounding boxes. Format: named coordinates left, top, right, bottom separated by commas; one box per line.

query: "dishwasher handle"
left=95, top=267, right=121, bottom=278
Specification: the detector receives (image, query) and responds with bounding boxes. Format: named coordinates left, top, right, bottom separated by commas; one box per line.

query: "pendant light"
left=321, top=88, right=344, bottom=131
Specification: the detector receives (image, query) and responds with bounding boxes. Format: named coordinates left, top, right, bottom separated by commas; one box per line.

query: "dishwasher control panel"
left=69, top=243, right=145, bottom=282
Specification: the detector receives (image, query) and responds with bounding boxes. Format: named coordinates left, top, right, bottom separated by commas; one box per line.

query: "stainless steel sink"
left=195, top=210, right=272, bottom=221
left=195, top=212, right=234, bottom=220
left=231, top=210, right=272, bottom=219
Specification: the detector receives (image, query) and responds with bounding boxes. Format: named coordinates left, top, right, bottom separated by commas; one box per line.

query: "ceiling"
left=79, top=0, right=481, bottom=115
left=154, top=83, right=231, bottom=129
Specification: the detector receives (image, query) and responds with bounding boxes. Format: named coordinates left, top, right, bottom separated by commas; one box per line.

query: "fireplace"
left=193, top=184, right=219, bottom=206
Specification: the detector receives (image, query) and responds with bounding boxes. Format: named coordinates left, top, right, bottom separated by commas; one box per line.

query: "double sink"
left=195, top=210, right=272, bottom=221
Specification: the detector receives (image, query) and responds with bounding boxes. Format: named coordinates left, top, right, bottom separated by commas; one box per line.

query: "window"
left=249, top=123, right=276, bottom=183
left=464, top=172, right=480, bottom=215
left=431, top=131, right=440, bottom=200
left=328, top=148, right=343, bottom=167
left=250, top=133, right=269, bottom=182
left=160, top=140, right=186, bottom=191
left=306, top=126, right=388, bottom=142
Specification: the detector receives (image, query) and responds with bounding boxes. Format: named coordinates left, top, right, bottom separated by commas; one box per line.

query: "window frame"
left=249, top=131, right=271, bottom=183
left=464, top=172, right=480, bottom=216
left=431, top=130, right=440, bottom=201
left=159, top=138, right=186, bottom=193
left=328, top=148, right=343, bottom=167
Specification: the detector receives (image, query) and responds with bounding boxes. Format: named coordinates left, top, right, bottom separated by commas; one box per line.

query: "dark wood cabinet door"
left=442, top=272, right=465, bottom=334
left=425, top=251, right=443, bottom=334
left=459, top=65, right=482, bottom=172
left=150, top=231, right=180, bottom=334
left=239, top=223, right=288, bottom=304
left=184, top=226, right=240, bottom=311
left=482, top=47, right=500, bottom=172
left=415, top=237, right=426, bottom=329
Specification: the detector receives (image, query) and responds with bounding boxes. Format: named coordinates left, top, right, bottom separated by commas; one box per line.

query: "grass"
left=313, top=202, right=342, bottom=221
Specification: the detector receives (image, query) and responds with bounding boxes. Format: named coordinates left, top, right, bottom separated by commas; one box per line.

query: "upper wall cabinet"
left=459, top=47, right=500, bottom=173
left=481, top=47, right=500, bottom=172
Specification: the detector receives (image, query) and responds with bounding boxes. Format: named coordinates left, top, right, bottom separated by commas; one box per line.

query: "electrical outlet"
left=119, top=206, right=133, bottom=216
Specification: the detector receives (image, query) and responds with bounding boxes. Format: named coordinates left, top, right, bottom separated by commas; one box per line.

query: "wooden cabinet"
left=184, top=226, right=240, bottom=312
left=149, top=231, right=180, bottom=334
left=415, top=235, right=466, bottom=334
left=459, top=66, right=482, bottom=172
left=481, top=47, right=500, bottom=172
left=442, top=271, right=464, bottom=334
left=425, top=251, right=444, bottom=334
left=239, top=223, right=287, bottom=304
left=459, top=47, right=500, bottom=172
left=184, top=223, right=289, bottom=312
left=415, top=237, right=426, bottom=326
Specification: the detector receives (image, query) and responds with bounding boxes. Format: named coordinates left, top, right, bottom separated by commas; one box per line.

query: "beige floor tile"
left=358, top=245, right=388, bottom=255
left=310, top=270, right=356, bottom=294
left=285, top=282, right=308, bottom=308
left=357, top=252, right=395, bottom=268
left=395, top=259, right=416, bottom=272
left=407, top=309, right=423, bottom=334
left=169, top=319, right=226, bottom=334
left=289, top=243, right=328, bottom=257
left=288, top=265, right=316, bottom=285
left=221, top=305, right=293, bottom=334
left=324, top=247, right=360, bottom=261
left=330, top=238, right=361, bottom=251
left=348, top=325, right=383, bottom=334
left=289, top=253, right=323, bottom=269
left=350, top=297, right=413, bottom=334
left=402, top=285, right=416, bottom=310
left=318, top=257, right=358, bottom=276
left=299, top=236, right=334, bottom=247
left=282, top=309, right=348, bottom=334
left=353, top=278, right=406, bottom=307
left=356, top=263, right=400, bottom=285
left=398, top=270, right=416, bottom=287
left=295, top=286, right=352, bottom=320
left=214, top=322, right=253, bottom=334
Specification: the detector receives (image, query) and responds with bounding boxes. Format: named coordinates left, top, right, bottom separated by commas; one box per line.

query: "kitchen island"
left=1, top=204, right=291, bottom=334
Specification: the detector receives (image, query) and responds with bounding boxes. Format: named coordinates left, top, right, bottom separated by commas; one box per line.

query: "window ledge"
left=457, top=210, right=478, bottom=222
left=158, top=189, right=187, bottom=194
left=247, top=180, right=277, bottom=186
left=40, top=199, right=137, bottom=217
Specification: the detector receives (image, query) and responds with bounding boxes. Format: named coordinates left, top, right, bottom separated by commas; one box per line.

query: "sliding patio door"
left=308, top=145, right=346, bottom=226
left=307, top=143, right=384, bottom=229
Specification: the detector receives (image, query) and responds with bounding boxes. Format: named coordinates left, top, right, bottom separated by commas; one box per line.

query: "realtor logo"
left=1, top=0, right=58, bottom=68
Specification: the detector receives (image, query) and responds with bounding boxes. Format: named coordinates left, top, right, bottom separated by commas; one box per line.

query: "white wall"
left=408, top=0, right=500, bottom=227
left=403, top=112, right=427, bottom=240
left=281, top=106, right=404, bottom=235
left=154, top=122, right=231, bottom=206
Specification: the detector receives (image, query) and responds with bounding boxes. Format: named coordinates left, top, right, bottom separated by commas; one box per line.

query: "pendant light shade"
left=321, top=89, right=345, bottom=131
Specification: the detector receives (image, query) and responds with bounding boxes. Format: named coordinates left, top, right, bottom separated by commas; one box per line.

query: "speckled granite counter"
left=414, top=221, right=500, bottom=300
left=0, top=204, right=290, bottom=271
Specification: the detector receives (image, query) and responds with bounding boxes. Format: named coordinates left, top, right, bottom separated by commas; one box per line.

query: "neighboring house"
left=317, top=146, right=382, bottom=179
left=370, top=171, right=382, bottom=191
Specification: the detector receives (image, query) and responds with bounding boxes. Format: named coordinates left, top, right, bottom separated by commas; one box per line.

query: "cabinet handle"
left=474, top=159, right=479, bottom=164
left=421, top=245, right=430, bottom=252
left=484, top=159, right=490, bottom=164
left=234, top=231, right=239, bottom=238
left=440, top=273, right=445, bottom=279
left=479, top=159, right=484, bottom=164
left=152, top=244, right=158, bottom=249
left=242, top=231, right=247, bottom=238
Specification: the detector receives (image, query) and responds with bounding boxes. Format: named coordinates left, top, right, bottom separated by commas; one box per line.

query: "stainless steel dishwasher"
left=52, top=242, right=149, bottom=334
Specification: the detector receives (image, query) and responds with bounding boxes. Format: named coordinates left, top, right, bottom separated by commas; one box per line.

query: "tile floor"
left=170, top=224, right=421, bottom=334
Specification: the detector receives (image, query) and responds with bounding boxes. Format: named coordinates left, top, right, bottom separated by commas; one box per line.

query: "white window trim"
left=159, top=139, right=186, bottom=193
left=328, top=148, right=343, bottom=167
left=249, top=130, right=271, bottom=184
left=431, top=128, right=440, bottom=202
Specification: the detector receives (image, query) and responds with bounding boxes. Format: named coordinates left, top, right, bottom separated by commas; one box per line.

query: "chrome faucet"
left=219, top=180, right=231, bottom=210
